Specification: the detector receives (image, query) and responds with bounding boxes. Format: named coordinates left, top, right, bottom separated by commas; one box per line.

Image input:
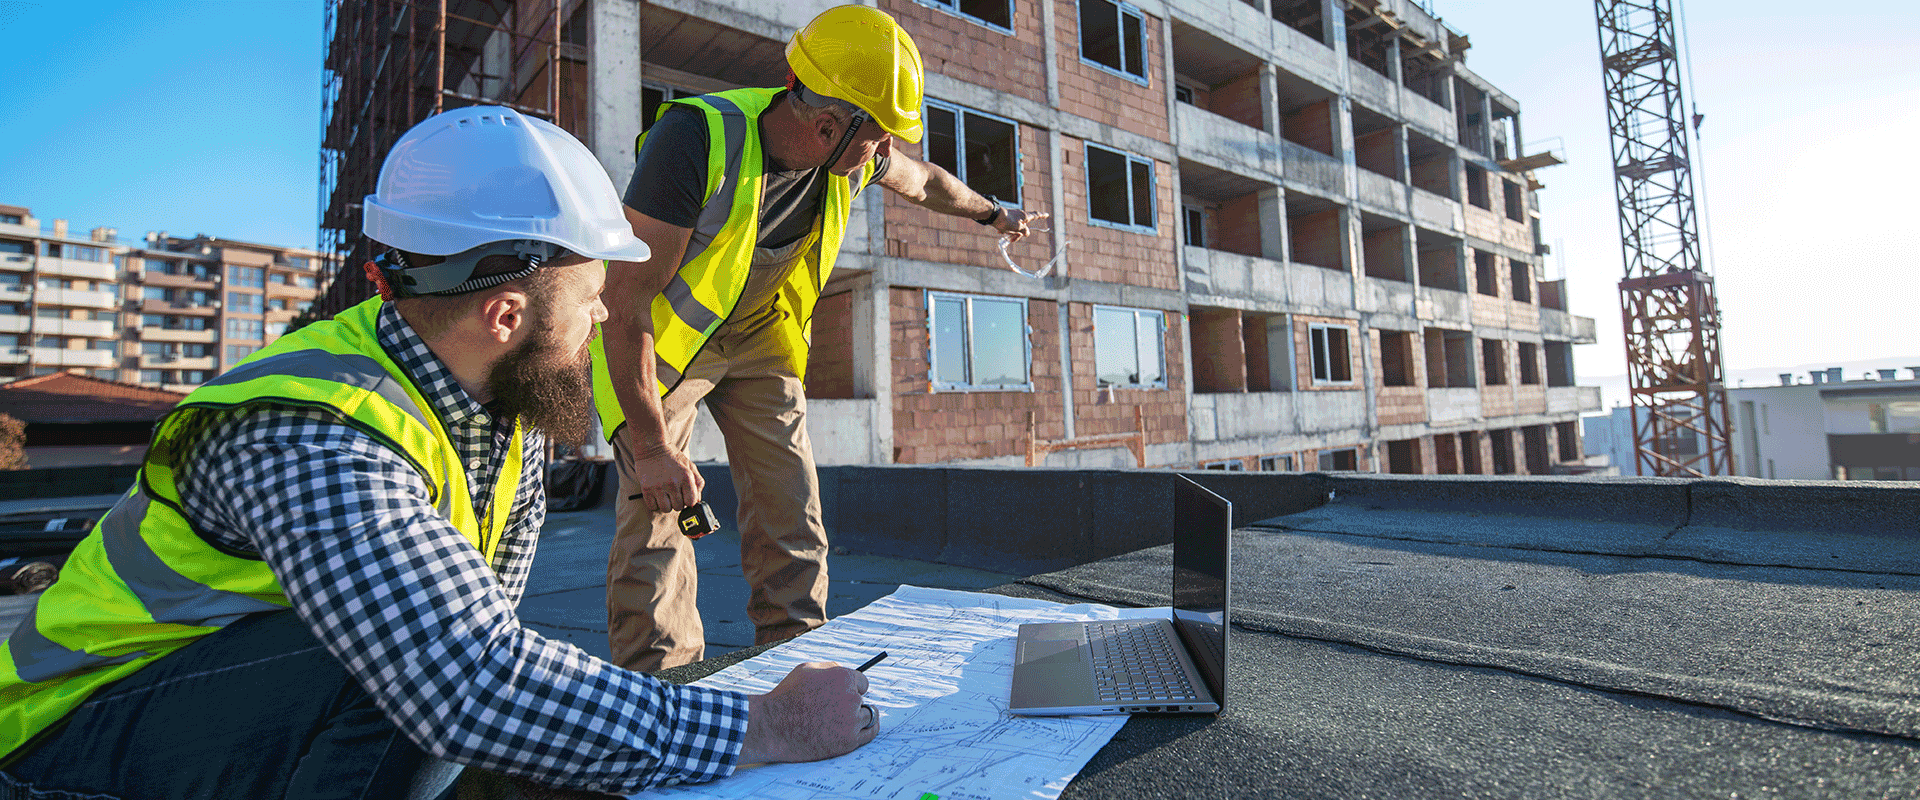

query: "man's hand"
left=992, top=208, right=1049, bottom=244
left=624, top=432, right=704, bottom=513
left=738, top=662, right=877, bottom=764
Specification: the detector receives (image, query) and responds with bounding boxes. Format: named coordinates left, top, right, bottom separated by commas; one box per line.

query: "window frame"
left=1202, top=459, right=1246, bottom=471
left=1182, top=205, right=1206, bottom=248
left=926, top=290, right=1034, bottom=393
left=923, top=98, right=1024, bottom=206
left=912, top=0, right=1015, bottom=34
left=1092, top=304, right=1167, bottom=390
left=1083, top=142, right=1158, bottom=234
left=1308, top=323, right=1354, bottom=385
left=1259, top=454, right=1295, bottom=472
left=1076, top=0, right=1150, bottom=86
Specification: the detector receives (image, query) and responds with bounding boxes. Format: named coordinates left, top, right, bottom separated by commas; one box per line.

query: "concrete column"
left=1041, top=0, right=1060, bottom=108
left=1386, top=37, right=1403, bottom=85
left=1478, top=92, right=1495, bottom=158
left=587, top=0, right=643, bottom=185
left=1257, top=187, right=1288, bottom=261
left=1058, top=303, right=1076, bottom=440
left=1259, top=65, right=1281, bottom=136
left=862, top=269, right=895, bottom=463
left=1320, top=0, right=1343, bottom=55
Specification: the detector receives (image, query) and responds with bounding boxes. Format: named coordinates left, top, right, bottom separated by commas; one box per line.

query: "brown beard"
left=485, top=327, right=595, bottom=447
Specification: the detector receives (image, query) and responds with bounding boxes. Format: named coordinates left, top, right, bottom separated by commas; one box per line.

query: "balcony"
left=1410, top=187, right=1458, bottom=232
left=1354, top=169, right=1407, bottom=215
left=34, top=318, right=115, bottom=339
left=1182, top=246, right=1289, bottom=304
left=1426, top=386, right=1482, bottom=424
left=143, top=271, right=220, bottom=289
left=1190, top=391, right=1297, bottom=443
left=37, top=288, right=118, bottom=309
left=140, top=298, right=218, bottom=315
left=0, top=286, right=28, bottom=304
left=30, top=347, right=115, bottom=368
left=0, top=254, right=30, bottom=272
left=37, top=257, right=116, bottom=281
left=139, top=354, right=216, bottom=371
left=0, top=316, right=26, bottom=334
left=1175, top=103, right=1281, bottom=177
left=1280, top=140, right=1343, bottom=196
left=1547, top=386, right=1603, bottom=415
left=1539, top=309, right=1598, bottom=344
left=1400, top=88, right=1454, bottom=139
left=140, top=327, right=218, bottom=344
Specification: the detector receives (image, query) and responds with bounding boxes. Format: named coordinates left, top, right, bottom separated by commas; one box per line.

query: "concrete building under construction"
left=316, top=0, right=1601, bottom=473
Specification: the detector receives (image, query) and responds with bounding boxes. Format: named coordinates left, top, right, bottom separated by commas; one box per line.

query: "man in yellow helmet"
left=595, top=5, right=1046, bottom=670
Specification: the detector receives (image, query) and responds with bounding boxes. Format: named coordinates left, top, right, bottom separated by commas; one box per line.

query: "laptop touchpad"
left=1019, top=638, right=1082, bottom=665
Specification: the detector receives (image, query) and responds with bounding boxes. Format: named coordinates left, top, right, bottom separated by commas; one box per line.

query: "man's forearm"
left=603, top=312, right=671, bottom=454
left=913, top=164, right=998, bottom=220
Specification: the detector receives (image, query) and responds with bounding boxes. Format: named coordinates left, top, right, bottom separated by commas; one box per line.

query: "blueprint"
left=632, top=585, right=1166, bottom=800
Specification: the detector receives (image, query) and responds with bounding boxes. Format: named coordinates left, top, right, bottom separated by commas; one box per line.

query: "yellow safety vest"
left=0, top=297, right=523, bottom=759
left=590, top=87, right=875, bottom=440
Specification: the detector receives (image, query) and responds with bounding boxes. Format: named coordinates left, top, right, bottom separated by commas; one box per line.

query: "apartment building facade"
left=320, top=0, right=1601, bottom=474
left=0, top=204, right=325, bottom=392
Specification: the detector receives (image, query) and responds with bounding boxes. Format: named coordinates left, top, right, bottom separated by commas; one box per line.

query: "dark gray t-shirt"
left=622, top=99, right=890, bottom=250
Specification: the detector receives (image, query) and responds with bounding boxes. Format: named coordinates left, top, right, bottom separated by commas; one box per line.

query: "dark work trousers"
left=0, top=609, right=441, bottom=800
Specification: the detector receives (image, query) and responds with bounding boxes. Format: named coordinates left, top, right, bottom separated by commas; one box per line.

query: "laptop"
left=1009, top=475, right=1230, bottom=715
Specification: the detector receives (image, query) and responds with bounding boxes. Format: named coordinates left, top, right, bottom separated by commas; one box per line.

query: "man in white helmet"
left=0, top=107, right=877, bottom=799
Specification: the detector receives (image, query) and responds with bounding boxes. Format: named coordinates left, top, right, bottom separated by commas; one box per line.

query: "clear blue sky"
left=0, top=0, right=323, bottom=247
left=1, top=0, right=1915, bottom=387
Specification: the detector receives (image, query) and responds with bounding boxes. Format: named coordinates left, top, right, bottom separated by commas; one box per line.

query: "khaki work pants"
left=606, top=242, right=830, bottom=672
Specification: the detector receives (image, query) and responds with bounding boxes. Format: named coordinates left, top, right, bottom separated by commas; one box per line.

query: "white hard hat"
left=362, top=106, right=649, bottom=263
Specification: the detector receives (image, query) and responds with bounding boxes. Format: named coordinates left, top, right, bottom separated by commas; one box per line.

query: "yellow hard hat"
left=785, top=5, right=925, bottom=144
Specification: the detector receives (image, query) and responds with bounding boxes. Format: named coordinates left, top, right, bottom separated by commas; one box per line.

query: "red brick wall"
left=1210, top=69, right=1265, bottom=130
left=887, top=123, right=1056, bottom=270
left=1066, top=302, right=1186, bottom=446
left=1055, top=0, right=1170, bottom=144
left=1354, top=128, right=1397, bottom=178
left=1060, top=137, right=1179, bottom=289
left=805, top=290, right=855, bottom=399
left=881, top=0, right=1048, bottom=107
left=890, top=288, right=1064, bottom=463
left=1282, top=99, right=1335, bottom=155
left=1214, top=192, right=1263, bottom=258
left=1371, top=329, right=1426, bottom=426
left=1288, top=208, right=1343, bottom=270
left=1189, top=307, right=1245, bottom=393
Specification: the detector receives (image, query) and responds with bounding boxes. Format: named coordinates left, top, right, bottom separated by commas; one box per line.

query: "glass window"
left=179, top=370, right=209, bottom=384
left=0, top=239, right=29, bottom=255
left=227, top=344, right=259, bottom=362
left=35, top=307, right=64, bottom=319
left=927, top=291, right=1031, bottom=391
left=227, top=318, right=264, bottom=340
left=1086, top=143, right=1156, bottom=231
left=142, top=342, right=171, bottom=357
left=265, top=321, right=287, bottom=339
left=0, top=304, right=20, bottom=315
left=230, top=266, right=265, bottom=288
left=0, top=334, right=20, bottom=348
left=1093, top=305, right=1165, bottom=388
left=924, top=100, right=1021, bottom=205
left=145, top=287, right=170, bottom=302
left=1182, top=206, right=1205, bottom=248
left=145, top=258, right=174, bottom=274
left=35, top=336, right=61, bottom=349
left=0, top=214, right=20, bottom=224
left=1309, top=324, right=1353, bottom=383
left=0, top=273, right=21, bottom=286
left=227, top=291, right=263, bottom=314
left=1078, top=0, right=1147, bottom=82
left=267, top=298, right=287, bottom=311
left=913, top=0, right=1013, bottom=30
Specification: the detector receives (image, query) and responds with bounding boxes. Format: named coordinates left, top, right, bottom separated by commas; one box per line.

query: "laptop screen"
left=1171, top=476, right=1230, bottom=708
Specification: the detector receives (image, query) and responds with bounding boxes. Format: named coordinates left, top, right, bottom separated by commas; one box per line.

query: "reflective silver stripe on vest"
left=7, top=493, right=281, bottom=683
left=204, top=348, right=455, bottom=517
left=682, top=93, right=750, bottom=268
left=205, top=350, right=433, bottom=434
left=662, top=273, right=721, bottom=335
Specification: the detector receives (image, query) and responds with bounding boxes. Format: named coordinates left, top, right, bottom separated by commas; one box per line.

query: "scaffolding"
left=313, top=0, right=583, bottom=318
left=1594, top=0, right=1733, bottom=476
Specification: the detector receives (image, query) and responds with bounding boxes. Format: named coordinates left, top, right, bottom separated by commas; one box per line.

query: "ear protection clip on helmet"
left=796, top=82, right=872, bottom=171
left=373, top=239, right=566, bottom=299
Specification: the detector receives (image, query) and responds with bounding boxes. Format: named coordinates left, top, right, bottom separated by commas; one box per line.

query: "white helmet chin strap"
left=375, top=239, right=564, bottom=298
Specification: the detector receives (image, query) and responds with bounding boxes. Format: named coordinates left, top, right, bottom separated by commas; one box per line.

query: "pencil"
left=855, top=652, right=888, bottom=672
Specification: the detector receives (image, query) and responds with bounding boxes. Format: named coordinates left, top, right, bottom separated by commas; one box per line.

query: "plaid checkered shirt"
left=176, top=303, right=747, bottom=793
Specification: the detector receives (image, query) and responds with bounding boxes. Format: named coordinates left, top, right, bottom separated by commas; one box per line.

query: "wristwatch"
left=975, top=195, right=1003, bottom=227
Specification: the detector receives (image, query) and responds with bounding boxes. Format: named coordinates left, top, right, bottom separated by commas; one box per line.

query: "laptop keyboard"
left=1086, top=621, right=1200, bottom=704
